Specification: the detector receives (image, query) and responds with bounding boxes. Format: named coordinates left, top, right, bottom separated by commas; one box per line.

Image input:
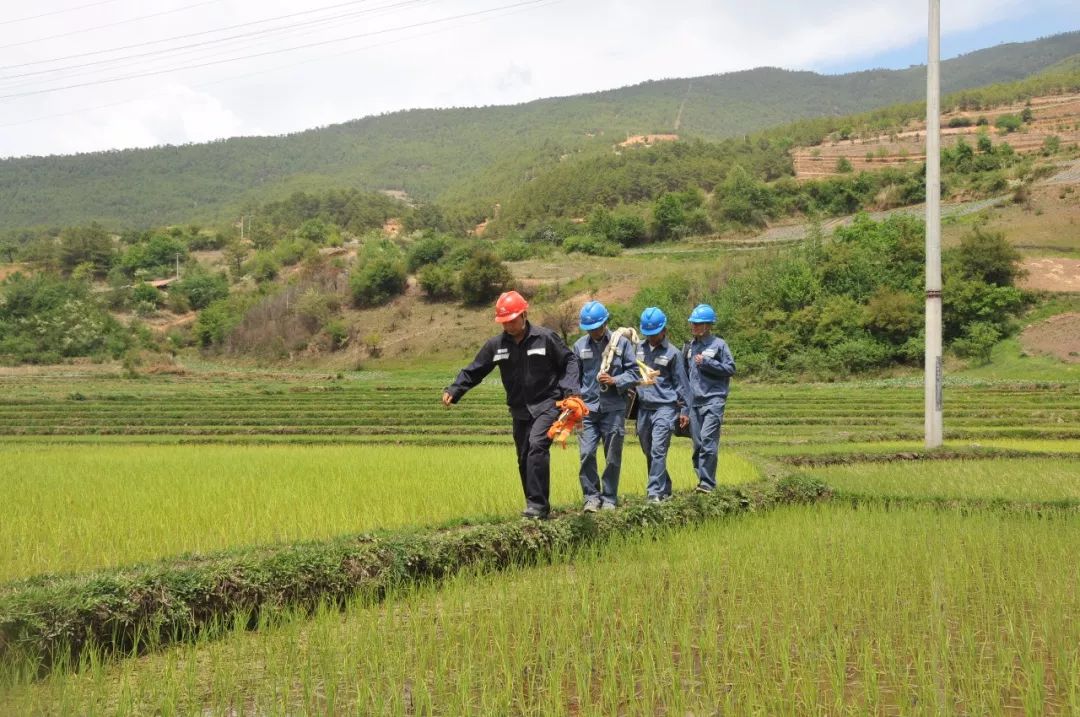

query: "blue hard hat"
left=688, top=303, right=717, bottom=324
left=639, top=306, right=667, bottom=336
left=579, top=300, right=610, bottom=331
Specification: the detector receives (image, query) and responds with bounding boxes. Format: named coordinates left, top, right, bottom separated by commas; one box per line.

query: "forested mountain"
left=1, top=31, right=1078, bottom=229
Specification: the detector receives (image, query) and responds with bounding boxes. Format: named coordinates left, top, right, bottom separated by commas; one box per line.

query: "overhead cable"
left=0, top=0, right=124, bottom=26
left=0, top=0, right=549, bottom=101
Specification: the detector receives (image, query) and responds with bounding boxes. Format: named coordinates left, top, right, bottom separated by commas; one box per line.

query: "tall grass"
left=6, top=505, right=1077, bottom=715
left=0, top=444, right=758, bottom=581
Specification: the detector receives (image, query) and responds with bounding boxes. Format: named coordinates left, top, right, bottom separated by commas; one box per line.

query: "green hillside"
left=1, top=31, right=1078, bottom=229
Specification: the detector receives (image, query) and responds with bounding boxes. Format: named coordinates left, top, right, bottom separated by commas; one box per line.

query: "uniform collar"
left=502, top=320, right=535, bottom=346
left=589, top=329, right=611, bottom=346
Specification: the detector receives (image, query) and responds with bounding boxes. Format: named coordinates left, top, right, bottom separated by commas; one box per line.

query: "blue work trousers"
left=578, top=407, right=626, bottom=506
left=636, top=404, right=677, bottom=499
left=690, top=401, right=726, bottom=491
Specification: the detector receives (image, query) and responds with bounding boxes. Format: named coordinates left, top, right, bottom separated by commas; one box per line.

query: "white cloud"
left=0, top=0, right=1074, bottom=157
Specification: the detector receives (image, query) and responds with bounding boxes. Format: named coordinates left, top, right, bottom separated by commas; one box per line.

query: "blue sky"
left=818, top=12, right=1080, bottom=73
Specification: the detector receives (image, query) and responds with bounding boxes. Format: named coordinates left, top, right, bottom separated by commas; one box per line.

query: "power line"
left=0, top=0, right=560, bottom=132
left=0, top=0, right=124, bottom=26
left=0, top=0, right=378, bottom=68
left=0, top=0, right=433, bottom=84
left=0, top=0, right=222, bottom=52
left=0, top=0, right=550, bottom=101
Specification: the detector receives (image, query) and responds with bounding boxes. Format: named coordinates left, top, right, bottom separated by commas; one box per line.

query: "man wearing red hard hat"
left=443, top=291, right=581, bottom=519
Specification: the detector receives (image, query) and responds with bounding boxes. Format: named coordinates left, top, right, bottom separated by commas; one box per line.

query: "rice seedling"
left=0, top=444, right=758, bottom=581
left=5, top=505, right=1076, bottom=715
left=809, top=457, right=1080, bottom=502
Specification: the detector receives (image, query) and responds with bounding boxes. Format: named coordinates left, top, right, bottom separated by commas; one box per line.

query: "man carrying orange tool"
left=443, top=290, right=581, bottom=519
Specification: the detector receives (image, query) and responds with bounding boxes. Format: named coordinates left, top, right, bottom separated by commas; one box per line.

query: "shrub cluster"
left=0, top=273, right=133, bottom=364
left=618, top=215, right=1027, bottom=376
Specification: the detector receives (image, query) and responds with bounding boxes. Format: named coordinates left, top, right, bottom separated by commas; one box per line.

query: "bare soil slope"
left=1020, top=312, right=1080, bottom=362
left=1018, top=258, right=1080, bottom=292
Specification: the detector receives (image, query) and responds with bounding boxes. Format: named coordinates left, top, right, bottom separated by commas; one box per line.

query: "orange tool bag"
left=547, top=396, right=590, bottom=448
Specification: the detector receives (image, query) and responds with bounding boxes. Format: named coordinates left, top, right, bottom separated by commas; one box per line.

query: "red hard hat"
left=494, top=290, right=528, bottom=323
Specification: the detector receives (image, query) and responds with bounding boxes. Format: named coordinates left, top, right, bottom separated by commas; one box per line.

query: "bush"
left=174, top=272, right=229, bottom=310
left=951, top=321, right=1000, bottom=365
left=994, top=114, right=1022, bottom=134
left=0, top=273, right=133, bottom=363
left=406, top=235, right=453, bottom=273
left=131, top=282, right=162, bottom=308
left=492, top=238, right=540, bottom=261
left=193, top=298, right=245, bottom=349
left=186, top=232, right=227, bottom=251
left=609, top=214, right=648, bottom=246
left=59, top=222, right=114, bottom=278
left=418, top=264, right=457, bottom=301
left=118, top=234, right=187, bottom=278
left=562, top=234, right=621, bottom=256
left=243, top=252, right=281, bottom=283
left=863, top=288, right=920, bottom=342
left=651, top=193, right=687, bottom=240
left=272, top=239, right=315, bottom=267
left=295, top=218, right=340, bottom=245
left=458, top=250, right=513, bottom=305
left=325, top=320, right=349, bottom=351
left=587, top=209, right=648, bottom=247
left=942, top=275, right=1024, bottom=341
left=954, top=227, right=1022, bottom=286
left=714, top=165, right=774, bottom=228
left=295, top=288, right=340, bottom=331
left=350, top=242, right=406, bottom=307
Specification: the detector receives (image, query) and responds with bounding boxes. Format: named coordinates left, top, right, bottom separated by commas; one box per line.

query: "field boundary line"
left=779, top=448, right=1080, bottom=467
left=832, top=492, right=1080, bottom=515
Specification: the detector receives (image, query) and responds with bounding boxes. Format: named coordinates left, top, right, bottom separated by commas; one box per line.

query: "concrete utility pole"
left=925, top=0, right=943, bottom=448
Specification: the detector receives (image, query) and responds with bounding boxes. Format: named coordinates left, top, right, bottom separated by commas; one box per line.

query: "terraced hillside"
left=793, top=93, right=1080, bottom=179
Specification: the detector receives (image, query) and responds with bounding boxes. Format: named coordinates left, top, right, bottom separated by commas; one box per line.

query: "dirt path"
left=1021, top=313, right=1080, bottom=363
left=673, top=80, right=692, bottom=131
left=0, top=263, right=29, bottom=281
left=1046, top=158, right=1080, bottom=185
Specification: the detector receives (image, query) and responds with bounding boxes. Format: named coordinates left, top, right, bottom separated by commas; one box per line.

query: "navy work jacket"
left=634, top=338, right=689, bottom=415
left=574, top=329, right=640, bottom=412
left=446, top=322, right=580, bottom=419
left=685, top=335, right=736, bottom=406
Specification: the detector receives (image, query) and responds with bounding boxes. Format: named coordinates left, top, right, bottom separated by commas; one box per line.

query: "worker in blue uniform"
left=634, top=307, right=690, bottom=502
left=684, top=303, right=736, bottom=493
left=573, top=301, right=640, bottom=512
